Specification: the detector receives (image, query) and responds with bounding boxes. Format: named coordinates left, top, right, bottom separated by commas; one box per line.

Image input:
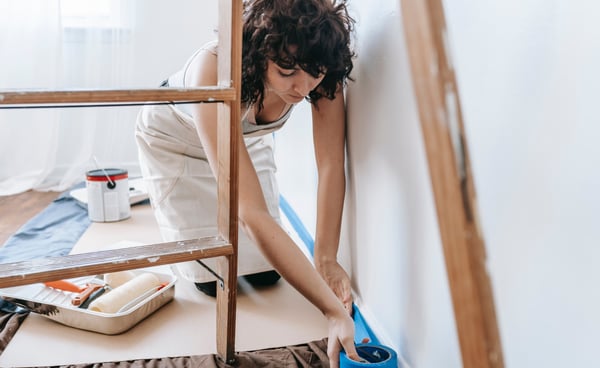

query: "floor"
left=0, top=190, right=329, bottom=367
left=0, top=190, right=59, bottom=245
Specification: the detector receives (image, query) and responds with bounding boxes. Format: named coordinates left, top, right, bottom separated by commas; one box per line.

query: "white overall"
left=135, top=41, right=295, bottom=282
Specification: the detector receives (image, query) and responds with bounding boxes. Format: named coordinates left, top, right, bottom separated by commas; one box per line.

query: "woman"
left=135, top=0, right=359, bottom=364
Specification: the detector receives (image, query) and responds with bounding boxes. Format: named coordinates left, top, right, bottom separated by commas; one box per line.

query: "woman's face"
left=264, top=59, right=325, bottom=104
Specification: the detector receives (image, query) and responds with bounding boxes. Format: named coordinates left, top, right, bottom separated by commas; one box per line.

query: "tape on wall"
left=279, top=195, right=400, bottom=367
left=340, top=344, right=398, bottom=368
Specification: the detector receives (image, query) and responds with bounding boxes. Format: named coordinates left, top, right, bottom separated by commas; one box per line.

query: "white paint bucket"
left=86, top=168, right=131, bottom=222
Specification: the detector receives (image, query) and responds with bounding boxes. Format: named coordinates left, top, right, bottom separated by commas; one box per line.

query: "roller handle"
left=71, top=284, right=103, bottom=306
left=44, top=280, right=85, bottom=293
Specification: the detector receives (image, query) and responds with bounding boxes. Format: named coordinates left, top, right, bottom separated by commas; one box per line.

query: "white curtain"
left=0, top=0, right=136, bottom=195
left=0, top=1, right=63, bottom=194
left=0, top=0, right=218, bottom=195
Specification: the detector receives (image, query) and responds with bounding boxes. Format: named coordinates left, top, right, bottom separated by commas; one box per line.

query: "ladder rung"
left=0, top=87, right=236, bottom=106
left=0, top=237, right=233, bottom=288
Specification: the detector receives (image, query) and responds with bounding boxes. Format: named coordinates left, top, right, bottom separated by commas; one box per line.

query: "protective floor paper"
left=0, top=204, right=327, bottom=367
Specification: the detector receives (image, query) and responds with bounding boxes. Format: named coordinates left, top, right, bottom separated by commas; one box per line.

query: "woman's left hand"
left=317, top=260, right=353, bottom=315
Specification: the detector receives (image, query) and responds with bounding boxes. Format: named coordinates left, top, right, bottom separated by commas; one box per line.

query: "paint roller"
left=88, top=272, right=161, bottom=314
left=104, top=270, right=137, bottom=288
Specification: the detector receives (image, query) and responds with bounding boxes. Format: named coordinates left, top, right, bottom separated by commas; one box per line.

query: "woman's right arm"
left=183, top=49, right=360, bottom=367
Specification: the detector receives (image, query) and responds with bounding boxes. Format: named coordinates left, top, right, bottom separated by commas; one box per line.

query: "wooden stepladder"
left=400, top=0, right=505, bottom=367
left=0, top=0, right=243, bottom=364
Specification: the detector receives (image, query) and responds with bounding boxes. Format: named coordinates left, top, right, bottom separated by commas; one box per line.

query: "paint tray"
left=0, top=270, right=176, bottom=335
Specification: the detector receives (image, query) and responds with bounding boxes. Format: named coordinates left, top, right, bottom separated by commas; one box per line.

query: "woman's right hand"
left=326, top=309, right=360, bottom=368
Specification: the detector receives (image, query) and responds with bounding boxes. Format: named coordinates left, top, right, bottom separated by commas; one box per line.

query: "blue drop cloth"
left=0, top=184, right=91, bottom=263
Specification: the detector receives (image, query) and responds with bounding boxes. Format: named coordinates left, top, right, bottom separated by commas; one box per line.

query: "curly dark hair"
left=241, top=0, right=355, bottom=110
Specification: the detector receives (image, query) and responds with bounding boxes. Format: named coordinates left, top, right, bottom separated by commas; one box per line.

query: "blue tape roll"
left=340, top=344, right=398, bottom=367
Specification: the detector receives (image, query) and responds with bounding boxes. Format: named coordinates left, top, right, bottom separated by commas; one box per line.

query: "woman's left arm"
left=311, top=87, right=353, bottom=314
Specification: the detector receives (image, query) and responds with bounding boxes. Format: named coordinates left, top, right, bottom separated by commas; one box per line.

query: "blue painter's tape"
left=352, top=304, right=380, bottom=345
left=341, top=344, right=398, bottom=367
left=279, top=194, right=381, bottom=346
left=279, top=194, right=315, bottom=255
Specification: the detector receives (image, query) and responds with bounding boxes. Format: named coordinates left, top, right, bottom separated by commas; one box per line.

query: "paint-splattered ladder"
left=0, top=1, right=242, bottom=364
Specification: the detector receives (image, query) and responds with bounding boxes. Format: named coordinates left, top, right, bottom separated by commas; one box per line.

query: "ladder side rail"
left=215, top=0, right=242, bottom=364
left=400, top=0, right=504, bottom=367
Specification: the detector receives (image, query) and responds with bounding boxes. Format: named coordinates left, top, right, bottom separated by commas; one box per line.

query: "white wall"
left=129, top=0, right=218, bottom=88
left=289, top=0, right=600, bottom=367
left=342, top=0, right=460, bottom=367
left=444, top=1, right=600, bottom=367
left=280, top=0, right=600, bottom=367
left=278, top=0, right=461, bottom=367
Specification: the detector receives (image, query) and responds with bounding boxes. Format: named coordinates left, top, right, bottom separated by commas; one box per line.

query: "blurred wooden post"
left=400, top=0, right=505, bottom=367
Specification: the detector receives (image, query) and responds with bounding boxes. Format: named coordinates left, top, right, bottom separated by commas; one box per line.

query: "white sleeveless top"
left=166, top=40, right=295, bottom=138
